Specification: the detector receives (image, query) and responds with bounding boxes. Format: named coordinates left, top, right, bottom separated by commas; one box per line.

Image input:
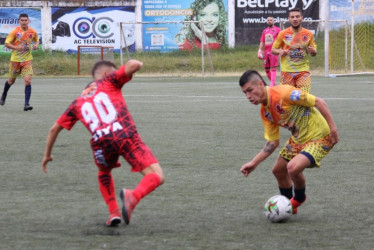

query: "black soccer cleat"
left=24, top=104, right=33, bottom=111
left=0, top=97, right=5, bottom=106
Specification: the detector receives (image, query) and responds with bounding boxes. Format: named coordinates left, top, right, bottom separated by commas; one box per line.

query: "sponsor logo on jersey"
left=290, top=90, right=301, bottom=101
left=264, top=110, right=274, bottom=122
left=285, top=34, right=293, bottom=42
left=289, top=48, right=304, bottom=59
left=265, top=34, right=274, bottom=44
left=275, top=103, right=285, bottom=114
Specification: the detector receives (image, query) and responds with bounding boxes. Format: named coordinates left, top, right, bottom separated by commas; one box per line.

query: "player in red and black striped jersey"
left=42, top=60, right=164, bottom=227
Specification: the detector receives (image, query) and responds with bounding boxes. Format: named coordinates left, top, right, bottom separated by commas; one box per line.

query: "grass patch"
left=0, top=76, right=373, bottom=249
left=0, top=45, right=328, bottom=77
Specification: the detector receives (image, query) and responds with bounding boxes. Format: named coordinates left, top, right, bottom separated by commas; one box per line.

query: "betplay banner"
left=235, top=0, right=319, bottom=45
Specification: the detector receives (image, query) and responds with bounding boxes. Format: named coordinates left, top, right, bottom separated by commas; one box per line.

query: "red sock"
left=98, top=171, right=119, bottom=213
left=265, top=69, right=271, bottom=81
left=132, top=173, right=161, bottom=201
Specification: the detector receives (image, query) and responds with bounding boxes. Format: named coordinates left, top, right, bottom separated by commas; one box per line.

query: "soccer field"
left=0, top=75, right=373, bottom=249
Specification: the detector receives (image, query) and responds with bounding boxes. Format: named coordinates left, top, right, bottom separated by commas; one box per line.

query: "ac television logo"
left=73, top=16, right=114, bottom=39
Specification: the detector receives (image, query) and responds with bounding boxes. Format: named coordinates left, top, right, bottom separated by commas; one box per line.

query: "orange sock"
left=132, top=173, right=161, bottom=201
left=98, top=171, right=119, bottom=213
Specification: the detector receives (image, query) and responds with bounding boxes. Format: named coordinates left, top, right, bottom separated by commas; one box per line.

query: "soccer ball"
left=264, top=195, right=293, bottom=223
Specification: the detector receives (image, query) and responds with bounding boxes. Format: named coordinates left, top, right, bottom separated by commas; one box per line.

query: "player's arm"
left=32, top=34, right=40, bottom=50
left=314, top=97, right=339, bottom=145
left=271, top=37, right=288, bottom=57
left=258, top=31, right=265, bottom=59
left=111, top=59, right=143, bottom=88
left=4, top=30, right=22, bottom=51
left=258, top=42, right=264, bottom=59
left=307, top=36, right=317, bottom=57
left=271, top=47, right=288, bottom=57
left=124, top=59, right=143, bottom=77
left=42, top=123, right=64, bottom=173
left=240, top=140, right=279, bottom=177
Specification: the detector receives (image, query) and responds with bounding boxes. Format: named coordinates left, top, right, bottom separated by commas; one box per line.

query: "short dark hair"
left=91, top=60, right=117, bottom=77
left=288, top=8, right=303, bottom=17
left=19, top=14, right=29, bottom=19
left=239, top=70, right=267, bottom=87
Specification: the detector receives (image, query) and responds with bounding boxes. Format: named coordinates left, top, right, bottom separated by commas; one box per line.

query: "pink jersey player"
left=258, top=17, right=281, bottom=87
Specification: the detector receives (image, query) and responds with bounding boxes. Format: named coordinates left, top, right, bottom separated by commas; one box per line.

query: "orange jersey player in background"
left=272, top=8, right=317, bottom=93
left=0, top=13, right=39, bottom=111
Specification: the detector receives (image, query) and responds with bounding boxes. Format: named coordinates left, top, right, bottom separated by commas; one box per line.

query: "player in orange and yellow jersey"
left=272, top=8, right=317, bottom=93
left=239, top=70, right=339, bottom=215
left=0, top=13, right=39, bottom=111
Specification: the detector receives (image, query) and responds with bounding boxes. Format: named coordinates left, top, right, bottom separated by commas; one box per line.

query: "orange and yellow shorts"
left=279, top=135, right=333, bottom=168
left=280, top=71, right=311, bottom=93
left=9, top=61, right=33, bottom=79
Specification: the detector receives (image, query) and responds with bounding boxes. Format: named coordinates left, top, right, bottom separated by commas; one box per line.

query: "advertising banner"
left=235, top=0, right=319, bottom=45
left=142, top=0, right=228, bottom=52
left=0, top=8, right=42, bottom=53
left=51, top=7, right=135, bottom=53
left=329, top=0, right=374, bottom=29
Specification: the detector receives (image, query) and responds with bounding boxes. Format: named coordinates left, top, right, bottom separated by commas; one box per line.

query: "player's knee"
left=8, top=79, right=15, bottom=85
left=272, top=156, right=288, bottom=178
left=154, top=165, right=165, bottom=184
left=157, top=171, right=165, bottom=185
left=286, top=162, right=300, bottom=178
left=24, top=78, right=32, bottom=85
left=144, top=163, right=165, bottom=184
left=272, top=166, right=287, bottom=179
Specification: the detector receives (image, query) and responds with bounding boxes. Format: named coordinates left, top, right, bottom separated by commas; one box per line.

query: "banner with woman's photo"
left=142, top=0, right=228, bottom=52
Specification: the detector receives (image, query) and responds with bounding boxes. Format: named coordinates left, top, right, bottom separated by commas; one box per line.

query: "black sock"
left=1, top=81, right=11, bottom=99
left=294, top=187, right=306, bottom=202
left=25, top=85, right=31, bottom=105
left=279, top=186, right=293, bottom=199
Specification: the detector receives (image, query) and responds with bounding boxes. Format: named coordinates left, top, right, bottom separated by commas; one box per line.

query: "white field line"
left=5, top=94, right=374, bottom=102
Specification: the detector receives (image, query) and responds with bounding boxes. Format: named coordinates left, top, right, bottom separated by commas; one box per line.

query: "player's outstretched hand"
left=42, top=155, right=53, bottom=174
left=240, top=162, right=257, bottom=177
